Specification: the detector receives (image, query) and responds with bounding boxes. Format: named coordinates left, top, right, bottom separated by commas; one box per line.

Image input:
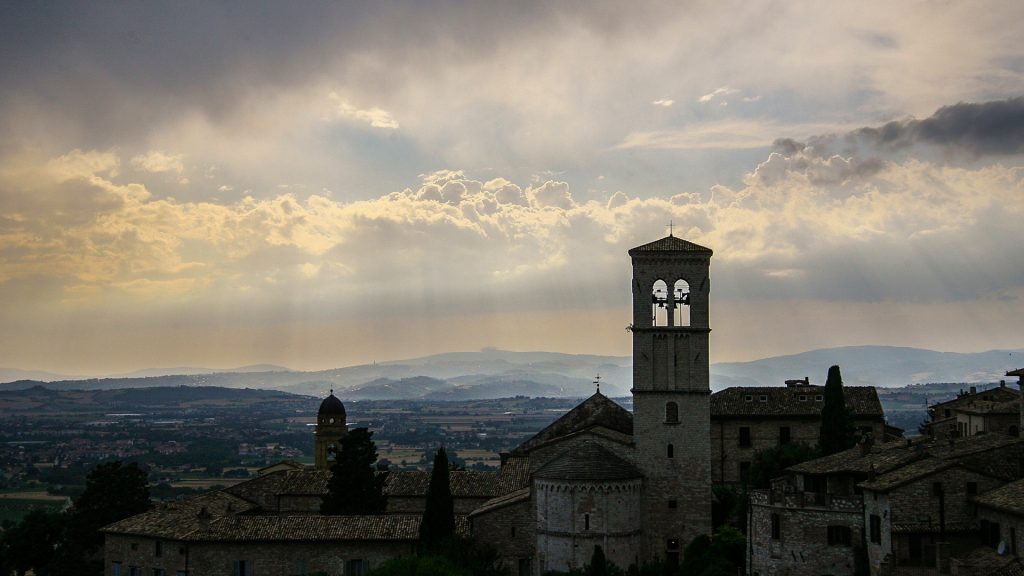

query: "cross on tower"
left=593, top=374, right=602, bottom=394
left=667, top=220, right=674, bottom=237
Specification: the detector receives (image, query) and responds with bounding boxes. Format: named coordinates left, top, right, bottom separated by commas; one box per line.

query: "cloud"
left=652, top=99, right=675, bottom=107
left=131, top=151, right=184, bottom=174
left=327, top=93, right=399, bottom=129
left=698, top=87, right=740, bottom=103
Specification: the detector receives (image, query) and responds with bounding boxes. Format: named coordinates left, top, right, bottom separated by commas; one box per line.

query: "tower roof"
left=318, top=393, right=346, bottom=418
left=534, top=441, right=642, bottom=481
left=511, top=392, right=633, bottom=454
left=628, top=235, right=712, bottom=256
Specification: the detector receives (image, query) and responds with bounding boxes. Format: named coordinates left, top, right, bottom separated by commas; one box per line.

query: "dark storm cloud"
left=800, top=97, right=1024, bottom=159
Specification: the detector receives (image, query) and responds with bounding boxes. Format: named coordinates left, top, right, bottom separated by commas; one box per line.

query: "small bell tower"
left=628, top=234, right=712, bottom=564
left=315, top=391, right=348, bottom=470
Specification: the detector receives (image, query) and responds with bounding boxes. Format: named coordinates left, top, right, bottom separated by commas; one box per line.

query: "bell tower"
left=315, top=391, right=348, bottom=470
left=628, top=235, right=712, bottom=564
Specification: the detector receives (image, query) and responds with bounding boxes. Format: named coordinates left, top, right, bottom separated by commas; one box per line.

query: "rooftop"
left=628, top=235, right=713, bottom=256
left=534, top=441, right=642, bottom=481
left=512, top=392, right=633, bottom=455
left=711, top=385, right=883, bottom=418
left=973, top=478, right=1024, bottom=516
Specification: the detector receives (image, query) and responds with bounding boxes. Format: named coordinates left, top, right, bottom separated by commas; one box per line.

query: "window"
left=113, top=563, right=122, bottom=576
left=668, top=500, right=678, bottom=509
left=779, top=426, right=791, bottom=445
left=931, top=482, right=943, bottom=497
left=665, top=401, right=679, bottom=424
left=770, top=513, right=781, bottom=540
left=869, top=514, right=881, bottom=544
left=944, top=409, right=951, bottom=418
left=815, top=395, right=823, bottom=401
left=155, top=540, right=162, bottom=557
left=798, top=395, right=807, bottom=402
left=759, top=395, right=768, bottom=402
left=982, top=520, right=1002, bottom=547
left=667, top=443, right=674, bottom=458
left=511, top=526, right=516, bottom=537
left=517, top=558, right=532, bottom=576
left=177, top=572, right=188, bottom=576
left=827, top=525, right=852, bottom=546
left=739, top=427, right=751, bottom=448
left=584, top=513, right=591, bottom=531
left=652, top=280, right=669, bottom=326
left=967, top=482, right=978, bottom=496
left=129, top=568, right=141, bottom=576
left=154, top=569, right=166, bottom=576
left=346, top=560, right=366, bottom=576
left=744, top=395, right=753, bottom=402
left=739, top=461, right=751, bottom=481
left=233, top=561, right=253, bottom=576
left=673, top=279, right=691, bottom=326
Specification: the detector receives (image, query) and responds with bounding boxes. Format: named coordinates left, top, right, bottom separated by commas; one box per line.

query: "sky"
left=1, top=1, right=1023, bottom=376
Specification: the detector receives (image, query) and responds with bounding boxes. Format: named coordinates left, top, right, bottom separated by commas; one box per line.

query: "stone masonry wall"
left=471, top=498, right=536, bottom=575
left=747, top=490, right=864, bottom=576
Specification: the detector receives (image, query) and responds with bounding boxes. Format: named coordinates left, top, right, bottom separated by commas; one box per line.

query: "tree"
left=2, top=509, right=63, bottom=576
left=321, top=428, right=387, bottom=515
left=419, top=446, right=455, bottom=551
left=587, top=545, right=608, bottom=576
left=744, top=442, right=819, bottom=489
left=819, top=364, right=858, bottom=456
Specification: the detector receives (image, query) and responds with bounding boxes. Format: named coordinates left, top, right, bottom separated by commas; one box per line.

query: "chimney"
left=1001, top=380, right=1007, bottom=388
left=499, top=452, right=510, bottom=466
left=970, top=386, right=977, bottom=395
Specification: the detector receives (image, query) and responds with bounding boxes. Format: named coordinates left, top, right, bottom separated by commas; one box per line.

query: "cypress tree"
left=321, top=428, right=387, bottom=515
left=419, top=446, right=455, bottom=551
left=587, top=545, right=609, bottom=576
left=819, top=365, right=857, bottom=456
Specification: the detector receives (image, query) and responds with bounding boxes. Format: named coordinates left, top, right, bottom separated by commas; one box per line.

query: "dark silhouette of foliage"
left=1, top=509, right=63, bottom=576
left=366, top=555, right=471, bottom=576
left=588, top=545, right=609, bottom=576
left=321, top=427, right=387, bottom=515
left=745, top=442, right=819, bottom=489
left=65, top=461, right=151, bottom=554
left=419, top=447, right=456, bottom=551
left=819, top=365, right=858, bottom=456
left=680, top=527, right=746, bottom=576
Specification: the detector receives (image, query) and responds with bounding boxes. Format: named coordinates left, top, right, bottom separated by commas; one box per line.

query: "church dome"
left=318, top=392, right=346, bottom=425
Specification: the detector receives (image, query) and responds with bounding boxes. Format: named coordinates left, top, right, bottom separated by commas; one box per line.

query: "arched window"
left=667, top=443, right=674, bottom=458
left=673, top=279, right=690, bottom=326
left=665, top=401, right=679, bottom=424
left=1011, top=425, right=1019, bottom=437
left=652, top=280, right=669, bottom=326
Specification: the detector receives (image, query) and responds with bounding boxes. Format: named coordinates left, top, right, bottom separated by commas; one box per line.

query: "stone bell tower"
left=315, top=391, right=348, bottom=470
left=628, top=235, right=712, bottom=565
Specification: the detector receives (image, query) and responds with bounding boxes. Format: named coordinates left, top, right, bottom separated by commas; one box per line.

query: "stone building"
left=923, top=383, right=1020, bottom=441
left=103, top=235, right=719, bottom=576
left=710, top=383, right=889, bottom=485
left=747, top=432, right=1024, bottom=576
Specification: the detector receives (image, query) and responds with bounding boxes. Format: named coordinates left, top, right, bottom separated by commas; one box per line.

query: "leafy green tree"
left=419, top=447, right=455, bottom=551
left=744, top=442, right=819, bottom=489
left=819, top=365, right=858, bottom=456
left=2, top=509, right=63, bottom=576
left=680, top=527, right=746, bottom=576
left=366, top=555, right=471, bottom=576
left=587, top=545, right=608, bottom=576
left=321, top=428, right=387, bottom=514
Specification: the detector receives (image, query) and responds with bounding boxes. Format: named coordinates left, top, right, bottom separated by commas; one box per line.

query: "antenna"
left=593, top=374, right=602, bottom=394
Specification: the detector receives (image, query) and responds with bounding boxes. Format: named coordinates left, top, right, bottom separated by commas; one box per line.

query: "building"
left=103, top=234, right=718, bottom=576
left=923, top=383, right=1020, bottom=441
left=711, top=383, right=890, bottom=485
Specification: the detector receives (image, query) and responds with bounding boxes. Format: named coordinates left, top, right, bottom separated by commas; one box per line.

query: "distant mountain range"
left=2, top=346, right=1021, bottom=399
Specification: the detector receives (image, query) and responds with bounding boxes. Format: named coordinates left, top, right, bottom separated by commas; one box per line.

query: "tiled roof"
left=973, top=478, right=1024, bottom=515
left=534, top=442, right=642, bottom=481
left=512, top=392, right=633, bottom=455
left=857, top=458, right=958, bottom=492
left=1007, top=368, right=1024, bottom=377
left=710, top=385, right=883, bottom=418
left=102, top=490, right=259, bottom=539
left=930, top=386, right=1018, bottom=411
left=469, top=487, right=531, bottom=517
left=385, top=470, right=501, bottom=498
left=952, top=547, right=1024, bottom=576
left=628, top=236, right=712, bottom=256
left=788, top=440, right=922, bottom=476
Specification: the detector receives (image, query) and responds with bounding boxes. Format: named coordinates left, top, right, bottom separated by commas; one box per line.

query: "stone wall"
left=712, top=417, right=885, bottom=485
left=535, top=478, right=643, bottom=573
left=975, top=505, right=1024, bottom=556
left=747, top=489, right=864, bottom=576
left=471, top=497, right=536, bottom=575
left=105, top=534, right=415, bottom=576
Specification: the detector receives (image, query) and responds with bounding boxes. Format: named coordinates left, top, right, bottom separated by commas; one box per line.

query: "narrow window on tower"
left=584, top=513, right=590, bottom=531
left=665, top=401, right=679, bottom=424
left=667, top=443, right=674, bottom=458
left=673, top=279, right=690, bottom=326
left=652, top=280, right=669, bottom=326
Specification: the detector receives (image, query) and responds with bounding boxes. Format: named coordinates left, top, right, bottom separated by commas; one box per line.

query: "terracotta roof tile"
left=710, top=385, right=883, bottom=418
left=974, top=478, right=1024, bottom=515
left=512, top=392, right=633, bottom=455
left=628, top=236, right=713, bottom=256
left=535, top=442, right=642, bottom=481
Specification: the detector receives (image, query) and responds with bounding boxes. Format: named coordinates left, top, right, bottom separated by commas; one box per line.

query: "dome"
left=318, top=391, right=346, bottom=425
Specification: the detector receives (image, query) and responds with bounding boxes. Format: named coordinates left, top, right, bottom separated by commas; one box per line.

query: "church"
left=102, top=235, right=716, bottom=576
